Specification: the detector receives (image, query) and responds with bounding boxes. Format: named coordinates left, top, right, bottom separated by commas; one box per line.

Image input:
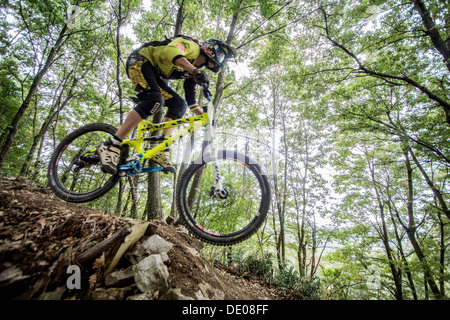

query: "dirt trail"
left=0, top=176, right=290, bottom=300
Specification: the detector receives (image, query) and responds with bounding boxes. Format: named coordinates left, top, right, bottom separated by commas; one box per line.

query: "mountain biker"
left=97, top=36, right=237, bottom=175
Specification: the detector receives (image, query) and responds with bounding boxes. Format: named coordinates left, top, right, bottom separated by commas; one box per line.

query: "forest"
left=0, top=0, right=449, bottom=300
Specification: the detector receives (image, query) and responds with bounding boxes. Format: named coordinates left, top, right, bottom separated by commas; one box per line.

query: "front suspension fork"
left=203, top=123, right=227, bottom=199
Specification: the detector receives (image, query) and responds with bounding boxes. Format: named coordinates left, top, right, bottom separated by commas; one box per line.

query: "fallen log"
left=74, top=226, right=131, bottom=266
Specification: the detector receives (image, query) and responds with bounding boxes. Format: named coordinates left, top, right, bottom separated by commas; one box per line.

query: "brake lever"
left=203, top=84, right=212, bottom=102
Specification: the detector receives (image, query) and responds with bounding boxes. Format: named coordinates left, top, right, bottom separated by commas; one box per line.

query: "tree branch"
left=321, top=33, right=450, bottom=125
left=410, top=0, right=450, bottom=73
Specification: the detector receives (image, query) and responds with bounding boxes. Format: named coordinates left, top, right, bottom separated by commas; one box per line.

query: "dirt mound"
left=0, top=176, right=284, bottom=300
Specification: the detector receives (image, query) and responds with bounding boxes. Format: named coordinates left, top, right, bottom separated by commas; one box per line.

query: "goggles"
left=206, top=46, right=226, bottom=73
left=215, top=47, right=226, bottom=63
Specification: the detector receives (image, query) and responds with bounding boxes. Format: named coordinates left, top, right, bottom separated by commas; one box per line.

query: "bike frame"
left=119, top=90, right=224, bottom=196
left=121, top=113, right=209, bottom=161
left=119, top=89, right=225, bottom=197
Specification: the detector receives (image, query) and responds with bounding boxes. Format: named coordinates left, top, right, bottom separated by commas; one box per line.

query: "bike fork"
left=203, top=123, right=227, bottom=199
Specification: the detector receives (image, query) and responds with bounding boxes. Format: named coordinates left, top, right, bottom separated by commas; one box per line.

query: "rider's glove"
left=193, top=69, right=209, bottom=86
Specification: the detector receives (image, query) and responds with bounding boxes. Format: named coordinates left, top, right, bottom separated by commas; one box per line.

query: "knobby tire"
left=176, top=150, right=271, bottom=246
left=47, top=123, right=124, bottom=203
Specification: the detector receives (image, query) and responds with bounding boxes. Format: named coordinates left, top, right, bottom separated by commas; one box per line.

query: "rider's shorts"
left=126, top=52, right=187, bottom=120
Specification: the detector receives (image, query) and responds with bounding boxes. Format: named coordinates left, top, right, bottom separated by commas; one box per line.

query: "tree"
left=0, top=0, right=84, bottom=168
left=310, top=1, right=450, bottom=125
left=1, top=0, right=448, bottom=300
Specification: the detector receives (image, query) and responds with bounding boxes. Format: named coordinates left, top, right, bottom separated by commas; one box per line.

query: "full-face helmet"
left=199, top=39, right=237, bottom=73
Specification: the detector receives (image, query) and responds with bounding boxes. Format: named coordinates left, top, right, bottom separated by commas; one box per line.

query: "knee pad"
left=133, top=91, right=164, bottom=119
left=165, top=99, right=187, bottom=120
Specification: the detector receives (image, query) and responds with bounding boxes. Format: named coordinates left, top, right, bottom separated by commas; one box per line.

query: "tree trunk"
left=128, top=176, right=139, bottom=219
left=407, top=146, right=450, bottom=221
left=0, top=0, right=83, bottom=168
left=294, top=189, right=307, bottom=277
left=212, top=7, right=239, bottom=107
left=115, top=179, right=124, bottom=216
left=387, top=202, right=418, bottom=300
left=403, top=151, right=443, bottom=299
left=0, top=29, right=67, bottom=167
left=145, top=0, right=186, bottom=221
left=115, top=0, right=124, bottom=125
left=410, top=0, right=450, bottom=74
left=19, top=67, right=79, bottom=176
left=436, top=209, right=446, bottom=297
left=174, top=0, right=184, bottom=35
left=366, top=152, right=403, bottom=300
left=19, top=110, right=56, bottom=177
left=145, top=106, right=165, bottom=220
left=113, top=0, right=128, bottom=217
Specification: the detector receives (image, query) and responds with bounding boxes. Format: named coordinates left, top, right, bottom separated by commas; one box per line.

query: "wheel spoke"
left=177, top=150, right=270, bottom=245
left=48, top=124, right=122, bottom=203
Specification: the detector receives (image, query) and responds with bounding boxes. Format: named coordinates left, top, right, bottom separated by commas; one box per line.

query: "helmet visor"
left=207, top=60, right=223, bottom=73
left=215, top=47, right=226, bottom=63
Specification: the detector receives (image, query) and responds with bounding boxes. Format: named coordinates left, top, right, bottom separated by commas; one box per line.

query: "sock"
left=110, top=135, right=123, bottom=147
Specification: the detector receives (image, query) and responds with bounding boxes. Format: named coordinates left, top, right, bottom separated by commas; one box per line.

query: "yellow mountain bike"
left=47, top=86, right=271, bottom=245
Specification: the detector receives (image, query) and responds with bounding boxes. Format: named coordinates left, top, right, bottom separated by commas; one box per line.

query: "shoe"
left=152, top=149, right=176, bottom=173
left=96, top=140, right=121, bottom=175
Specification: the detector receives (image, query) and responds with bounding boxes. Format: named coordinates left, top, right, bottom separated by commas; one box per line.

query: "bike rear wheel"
left=176, top=150, right=271, bottom=245
left=47, top=123, right=126, bottom=203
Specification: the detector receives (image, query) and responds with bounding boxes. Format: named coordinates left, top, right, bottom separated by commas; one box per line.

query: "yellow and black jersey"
left=138, top=37, right=201, bottom=80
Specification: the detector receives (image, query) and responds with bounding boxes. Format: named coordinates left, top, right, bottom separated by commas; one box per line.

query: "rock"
left=40, top=286, right=66, bottom=300
left=145, top=222, right=159, bottom=236
left=127, top=292, right=155, bottom=300
left=161, top=288, right=194, bottom=300
left=126, top=234, right=173, bottom=264
left=0, top=266, right=29, bottom=286
left=190, top=238, right=204, bottom=252
left=104, top=221, right=152, bottom=275
left=91, top=286, right=135, bottom=300
left=196, top=281, right=225, bottom=300
left=183, top=244, right=201, bottom=258
left=104, top=266, right=135, bottom=287
left=133, top=254, right=169, bottom=295
left=165, top=216, right=175, bottom=225
left=160, top=251, right=170, bottom=263
left=146, top=234, right=173, bottom=254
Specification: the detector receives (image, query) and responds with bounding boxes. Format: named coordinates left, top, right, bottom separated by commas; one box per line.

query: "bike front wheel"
left=47, top=123, right=126, bottom=203
left=176, top=150, right=271, bottom=245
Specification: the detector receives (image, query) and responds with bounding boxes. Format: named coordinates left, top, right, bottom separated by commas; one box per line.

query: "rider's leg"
left=98, top=55, right=163, bottom=175
left=115, top=109, right=143, bottom=140
left=150, top=88, right=187, bottom=173
left=162, top=117, right=174, bottom=136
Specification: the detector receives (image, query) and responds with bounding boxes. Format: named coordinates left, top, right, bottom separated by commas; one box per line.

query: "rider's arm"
left=162, top=37, right=199, bottom=74
left=146, top=38, right=199, bottom=78
left=174, top=56, right=196, bottom=74
left=191, top=107, right=203, bottom=115
left=184, top=78, right=203, bottom=115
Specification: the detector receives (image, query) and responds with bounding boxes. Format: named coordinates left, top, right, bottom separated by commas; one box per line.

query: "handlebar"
left=203, top=84, right=212, bottom=102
